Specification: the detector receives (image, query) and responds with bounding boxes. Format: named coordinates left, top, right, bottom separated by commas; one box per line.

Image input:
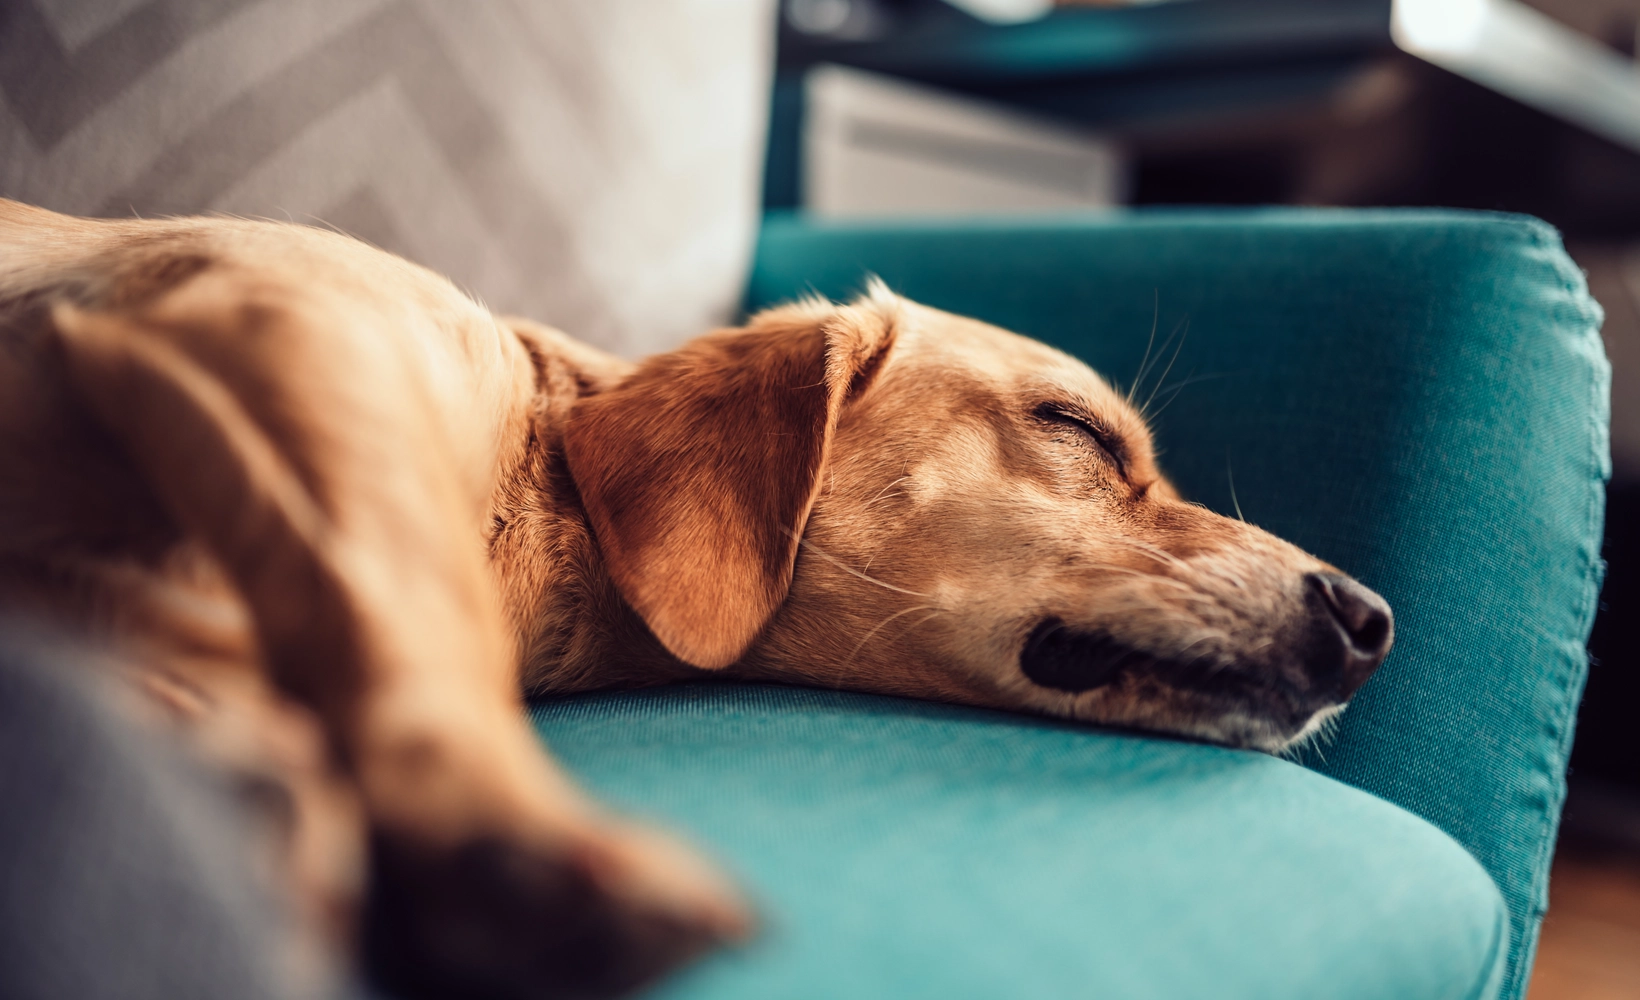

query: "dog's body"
left=0, top=199, right=1392, bottom=998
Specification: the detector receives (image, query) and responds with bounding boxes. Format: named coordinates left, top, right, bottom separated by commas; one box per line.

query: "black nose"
left=1305, top=572, right=1393, bottom=698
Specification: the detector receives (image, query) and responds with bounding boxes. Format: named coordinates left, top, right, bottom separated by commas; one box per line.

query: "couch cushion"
left=533, top=684, right=1506, bottom=1000
left=743, top=209, right=1609, bottom=999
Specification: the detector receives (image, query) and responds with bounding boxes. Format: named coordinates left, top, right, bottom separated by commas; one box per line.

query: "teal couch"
left=532, top=209, right=1610, bottom=1000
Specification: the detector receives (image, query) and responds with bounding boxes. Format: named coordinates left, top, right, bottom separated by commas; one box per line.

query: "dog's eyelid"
left=1032, top=402, right=1129, bottom=475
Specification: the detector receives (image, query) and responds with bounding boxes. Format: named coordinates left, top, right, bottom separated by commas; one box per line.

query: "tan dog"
left=0, top=199, right=1391, bottom=998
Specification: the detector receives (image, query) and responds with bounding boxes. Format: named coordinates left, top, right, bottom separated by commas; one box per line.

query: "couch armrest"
left=746, top=208, right=1610, bottom=1000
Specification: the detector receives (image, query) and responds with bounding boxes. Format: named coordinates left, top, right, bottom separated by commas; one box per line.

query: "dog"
left=0, top=198, right=1392, bottom=998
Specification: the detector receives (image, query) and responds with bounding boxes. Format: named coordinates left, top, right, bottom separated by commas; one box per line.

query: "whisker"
left=860, top=476, right=910, bottom=511
left=1093, top=538, right=1259, bottom=606
left=1145, top=370, right=1227, bottom=422
left=867, top=476, right=910, bottom=503
left=1103, top=536, right=1192, bottom=574
left=862, top=492, right=906, bottom=511
left=1140, top=317, right=1190, bottom=417
left=1127, top=288, right=1161, bottom=407
left=901, top=609, right=944, bottom=640
left=847, top=604, right=939, bottom=663
left=1195, top=561, right=1250, bottom=593
left=1155, top=372, right=1231, bottom=396
left=1226, top=452, right=1247, bottom=523
left=786, top=530, right=930, bottom=598
left=1134, top=316, right=1186, bottom=410
left=1075, top=565, right=1209, bottom=604
left=1089, top=541, right=1256, bottom=606
left=1143, top=371, right=1193, bottom=422
left=1076, top=562, right=1165, bottom=581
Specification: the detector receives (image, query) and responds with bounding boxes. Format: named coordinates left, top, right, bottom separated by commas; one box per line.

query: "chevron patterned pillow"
left=0, top=0, right=776, bottom=356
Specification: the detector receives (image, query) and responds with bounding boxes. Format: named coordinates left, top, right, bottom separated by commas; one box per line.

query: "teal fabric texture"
left=735, top=209, right=1610, bottom=999
left=531, top=685, right=1508, bottom=1000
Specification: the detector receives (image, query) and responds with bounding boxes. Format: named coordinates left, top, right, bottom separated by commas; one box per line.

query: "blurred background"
left=763, top=1, right=1638, bottom=996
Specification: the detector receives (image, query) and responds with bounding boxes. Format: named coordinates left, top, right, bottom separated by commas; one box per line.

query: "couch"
left=532, top=208, right=1610, bottom=1000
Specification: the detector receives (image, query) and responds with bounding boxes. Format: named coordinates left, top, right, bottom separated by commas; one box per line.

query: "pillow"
left=0, top=0, right=775, bottom=356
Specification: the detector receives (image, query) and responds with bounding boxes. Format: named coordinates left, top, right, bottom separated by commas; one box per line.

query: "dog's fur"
left=0, top=199, right=1391, bottom=998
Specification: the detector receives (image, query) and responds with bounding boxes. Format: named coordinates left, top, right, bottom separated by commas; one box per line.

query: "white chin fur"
left=1275, top=703, right=1347, bottom=754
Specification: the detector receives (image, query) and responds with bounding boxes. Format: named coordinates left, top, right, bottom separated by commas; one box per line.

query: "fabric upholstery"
left=533, top=684, right=1508, bottom=1000
left=0, top=0, right=774, bottom=355
left=739, top=209, right=1610, bottom=1000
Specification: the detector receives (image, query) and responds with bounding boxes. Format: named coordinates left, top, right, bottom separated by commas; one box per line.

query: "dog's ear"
left=564, top=294, right=897, bottom=669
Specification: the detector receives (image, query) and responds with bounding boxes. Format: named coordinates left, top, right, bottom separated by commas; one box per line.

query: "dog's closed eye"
left=1032, top=402, right=1128, bottom=478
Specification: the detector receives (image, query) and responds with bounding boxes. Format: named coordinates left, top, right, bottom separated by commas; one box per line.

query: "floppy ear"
left=563, top=295, right=897, bottom=669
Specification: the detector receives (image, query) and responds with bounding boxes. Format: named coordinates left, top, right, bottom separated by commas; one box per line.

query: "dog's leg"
left=49, top=280, right=746, bottom=998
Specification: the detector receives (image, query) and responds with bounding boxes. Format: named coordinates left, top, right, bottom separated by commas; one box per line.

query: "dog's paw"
left=360, top=819, right=751, bottom=1000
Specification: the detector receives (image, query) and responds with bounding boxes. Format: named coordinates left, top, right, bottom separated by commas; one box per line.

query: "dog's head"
left=565, top=287, right=1391, bottom=752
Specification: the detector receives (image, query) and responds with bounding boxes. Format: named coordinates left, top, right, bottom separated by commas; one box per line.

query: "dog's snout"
left=1311, top=573, right=1393, bottom=656
left=1305, top=572, right=1393, bottom=697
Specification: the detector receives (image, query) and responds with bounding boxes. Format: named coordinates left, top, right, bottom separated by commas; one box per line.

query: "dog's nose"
left=1305, top=572, right=1393, bottom=698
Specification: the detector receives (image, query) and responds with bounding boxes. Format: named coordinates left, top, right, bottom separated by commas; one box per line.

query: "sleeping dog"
left=0, top=199, right=1391, bottom=998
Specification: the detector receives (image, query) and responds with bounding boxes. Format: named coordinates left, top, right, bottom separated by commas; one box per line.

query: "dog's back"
left=0, top=203, right=211, bottom=667
left=0, top=201, right=524, bottom=678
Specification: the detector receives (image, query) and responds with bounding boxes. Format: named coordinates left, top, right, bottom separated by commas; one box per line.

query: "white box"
left=804, top=64, right=1127, bottom=218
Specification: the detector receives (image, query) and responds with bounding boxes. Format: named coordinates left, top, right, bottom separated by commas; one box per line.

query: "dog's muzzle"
left=1019, top=571, right=1394, bottom=718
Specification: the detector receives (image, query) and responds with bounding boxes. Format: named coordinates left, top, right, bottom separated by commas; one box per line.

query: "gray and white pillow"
left=0, top=0, right=775, bottom=356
